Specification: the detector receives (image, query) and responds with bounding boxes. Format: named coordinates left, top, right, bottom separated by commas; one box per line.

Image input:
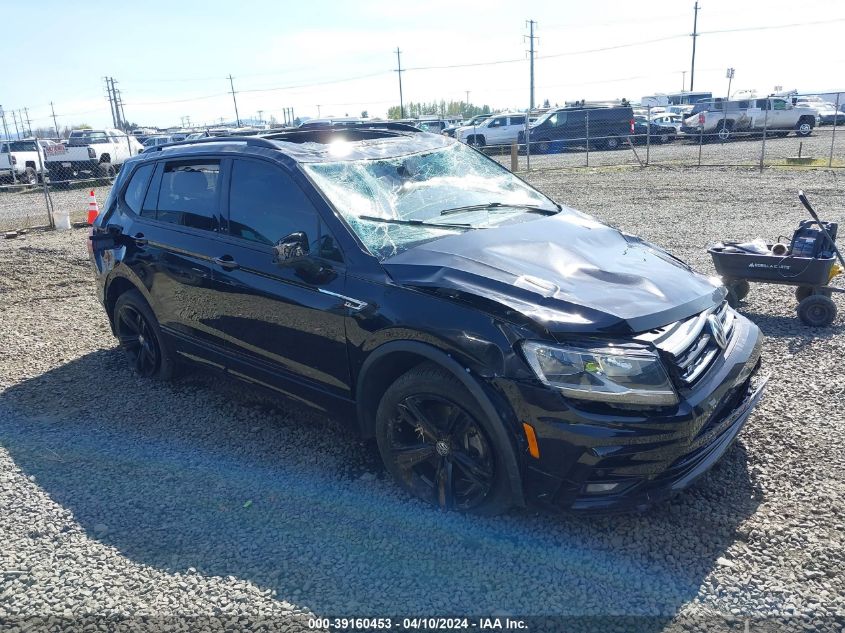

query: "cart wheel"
left=795, top=286, right=832, bottom=302
left=727, top=280, right=751, bottom=301
left=797, top=295, right=837, bottom=327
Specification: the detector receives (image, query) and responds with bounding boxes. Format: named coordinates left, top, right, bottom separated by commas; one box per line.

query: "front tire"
left=22, top=167, right=38, bottom=185
left=375, top=363, right=514, bottom=515
left=113, top=289, right=176, bottom=379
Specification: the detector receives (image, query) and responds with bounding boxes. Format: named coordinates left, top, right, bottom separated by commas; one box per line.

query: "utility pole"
left=228, top=74, right=241, bottom=127
left=104, top=77, right=117, bottom=128
left=317, top=104, right=321, bottom=118
left=0, top=106, right=16, bottom=183
left=526, top=20, right=537, bottom=111
left=110, top=81, right=126, bottom=130
left=395, top=48, right=404, bottom=119
left=23, top=108, right=32, bottom=136
left=50, top=101, right=60, bottom=138
left=682, top=71, right=687, bottom=92
left=690, top=1, right=700, bottom=91
left=11, top=110, right=20, bottom=139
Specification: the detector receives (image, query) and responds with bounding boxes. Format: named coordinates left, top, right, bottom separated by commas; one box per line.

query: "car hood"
left=381, top=210, right=725, bottom=336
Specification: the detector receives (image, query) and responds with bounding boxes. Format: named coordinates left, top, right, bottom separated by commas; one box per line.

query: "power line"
left=700, top=16, right=845, bottom=34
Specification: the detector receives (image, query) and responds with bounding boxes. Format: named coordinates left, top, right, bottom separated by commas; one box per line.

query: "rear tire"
left=113, top=289, right=177, bottom=379
left=22, top=167, right=38, bottom=185
left=375, top=362, right=514, bottom=515
left=795, top=119, right=814, bottom=137
left=797, top=295, right=837, bottom=327
left=535, top=138, right=551, bottom=154
left=98, top=162, right=116, bottom=179
left=604, top=135, right=620, bottom=150
left=716, top=121, right=733, bottom=141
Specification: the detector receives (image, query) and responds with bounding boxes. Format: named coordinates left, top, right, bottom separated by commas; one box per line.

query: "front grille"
left=641, top=301, right=736, bottom=386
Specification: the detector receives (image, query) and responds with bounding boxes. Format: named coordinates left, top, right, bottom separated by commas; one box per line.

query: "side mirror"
left=273, top=231, right=309, bottom=265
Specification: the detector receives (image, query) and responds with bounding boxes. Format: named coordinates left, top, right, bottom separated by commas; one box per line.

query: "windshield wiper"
left=439, top=202, right=559, bottom=216
left=358, top=215, right=472, bottom=228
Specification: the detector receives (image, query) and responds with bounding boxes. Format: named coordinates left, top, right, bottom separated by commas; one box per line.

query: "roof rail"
left=150, top=136, right=279, bottom=152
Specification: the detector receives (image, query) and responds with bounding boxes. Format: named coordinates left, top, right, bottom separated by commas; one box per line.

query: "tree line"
left=387, top=100, right=493, bottom=119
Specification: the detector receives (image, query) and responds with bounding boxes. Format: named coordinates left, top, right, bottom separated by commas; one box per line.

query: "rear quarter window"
left=122, top=164, right=155, bottom=214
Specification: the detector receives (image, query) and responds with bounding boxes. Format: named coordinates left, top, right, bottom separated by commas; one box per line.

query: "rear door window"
left=148, top=159, right=221, bottom=230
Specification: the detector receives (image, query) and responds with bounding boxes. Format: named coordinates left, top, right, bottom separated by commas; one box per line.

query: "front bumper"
left=495, top=314, right=765, bottom=512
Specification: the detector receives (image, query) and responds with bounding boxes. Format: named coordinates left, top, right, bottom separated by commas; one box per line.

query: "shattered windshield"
left=302, top=142, right=558, bottom=260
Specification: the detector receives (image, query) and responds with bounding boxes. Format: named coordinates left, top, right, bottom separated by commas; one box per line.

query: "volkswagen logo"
left=707, top=314, right=728, bottom=350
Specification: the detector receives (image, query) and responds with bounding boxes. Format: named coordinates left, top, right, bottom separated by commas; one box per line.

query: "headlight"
left=520, top=341, right=678, bottom=406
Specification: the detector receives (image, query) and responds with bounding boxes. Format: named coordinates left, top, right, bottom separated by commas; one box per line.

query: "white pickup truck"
left=44, top=128, right=142, bottom=183
left=681, top=97, right=819, bottom=141
left=0, top=139, right=56, bottom=184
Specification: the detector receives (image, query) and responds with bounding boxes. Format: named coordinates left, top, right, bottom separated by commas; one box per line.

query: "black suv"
left=518, top=106, right=635, bottom=153
left=89, top=127, right=766, bottom=515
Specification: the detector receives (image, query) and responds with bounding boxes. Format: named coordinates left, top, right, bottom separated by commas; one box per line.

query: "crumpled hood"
left=382, top=210, right=725, bottom=336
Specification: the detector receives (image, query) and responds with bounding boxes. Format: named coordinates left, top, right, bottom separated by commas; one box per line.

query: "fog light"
left=584, top=482, right=620, bottom=494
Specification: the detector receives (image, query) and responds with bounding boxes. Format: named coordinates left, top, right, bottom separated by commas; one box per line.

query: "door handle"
left=213, top=255, right=240, bottom=270
left=133, top=232, right=147, bottom=246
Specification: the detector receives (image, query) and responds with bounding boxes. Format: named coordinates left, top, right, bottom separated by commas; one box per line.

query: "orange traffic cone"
left=86, top=190, right=100, bottom=225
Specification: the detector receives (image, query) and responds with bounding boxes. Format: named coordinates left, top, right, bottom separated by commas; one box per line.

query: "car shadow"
left=0, top=349, right=762, bottom=629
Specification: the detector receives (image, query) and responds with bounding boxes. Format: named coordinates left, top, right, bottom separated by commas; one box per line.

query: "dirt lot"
left=1, top=165, right=843, bottom=632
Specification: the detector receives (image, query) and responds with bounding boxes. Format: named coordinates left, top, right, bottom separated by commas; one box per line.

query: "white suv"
left=455, top=113, right=528, bottom=147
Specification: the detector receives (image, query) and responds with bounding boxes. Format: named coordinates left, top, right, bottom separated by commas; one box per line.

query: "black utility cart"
left=709, top=191, right=843, bottom=327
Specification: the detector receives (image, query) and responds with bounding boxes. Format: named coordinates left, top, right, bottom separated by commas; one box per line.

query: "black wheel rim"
left=386, top=394, right=495, bottom=511
left=116, top=304, right=160, bottom=376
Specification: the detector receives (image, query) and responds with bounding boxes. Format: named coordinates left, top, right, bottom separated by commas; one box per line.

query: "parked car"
left=443, top=114, right=491, bottom=137
left=681, top=97, right=819, bottom=140
left=800, top=101, right=845, bottom=126
left=518, top=105, right=635, bottom=153
left=650, top=112, right=685, bottom=132
left=455, top=113, right=527, bottom=147
left=632, top=115, right=677, bottom=144
left=0, top=138, right=53, bottom=184
left=416, top=119, right=449, bottom=133
left=141, top=136, right=176, bottom=152
left=88, top=126, right=766, bottom=514
left=45, top=129, right=142, bottom=181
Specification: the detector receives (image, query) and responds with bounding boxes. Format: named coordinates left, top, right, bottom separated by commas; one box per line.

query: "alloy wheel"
left=386, top=394, right=495, bottom=510
left=116, top=304, right=160, bottom=377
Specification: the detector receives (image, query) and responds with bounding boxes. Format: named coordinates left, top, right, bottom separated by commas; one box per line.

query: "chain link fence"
left=0, top=132, right=138, bottom=232
left=494, top=92, right=844, bottom=173
left=1, top=94, right=843, bottom=233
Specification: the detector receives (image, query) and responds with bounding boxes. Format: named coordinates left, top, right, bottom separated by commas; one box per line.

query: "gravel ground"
left=1, top=165, right=844, bottom=632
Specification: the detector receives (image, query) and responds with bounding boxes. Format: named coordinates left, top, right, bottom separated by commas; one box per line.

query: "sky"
left=2, top=0, right=845, bottom=132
